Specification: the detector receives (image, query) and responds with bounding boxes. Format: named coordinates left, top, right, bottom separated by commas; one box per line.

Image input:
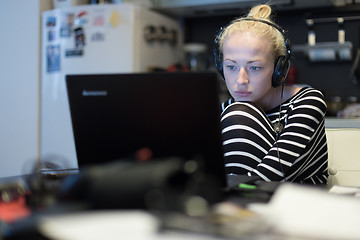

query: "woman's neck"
left=265, top=87, right=282, bottom=111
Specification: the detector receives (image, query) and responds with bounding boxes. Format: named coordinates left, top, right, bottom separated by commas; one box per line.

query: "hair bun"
left=247, top=4, right=272, bottom=20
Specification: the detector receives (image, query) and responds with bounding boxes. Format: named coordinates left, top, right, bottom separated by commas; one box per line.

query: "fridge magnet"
left=74, top=27, right=86, bottom=47
left=91, top=31, right=105, bottom=42
left=46, top=16, right=56, bottom=27
left=64, top=27, right=85, bottom=57
left=60, top=27, right=71, bottom=38
left=93, top=14, right=105, bottom=27
left=48, top=30, right=56, bottom=42
left=65, top=49, right=83, bottom=57
left=75, top=11, right=88, bottom=26
left=60, top=13, right=74, bottom=38
left=109, top=11, right=119, bottom=28
left=46, top=45, right=60, bottom=73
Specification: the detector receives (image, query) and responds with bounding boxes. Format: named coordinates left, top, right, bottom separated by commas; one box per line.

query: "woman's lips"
left=235, top=91, right=251, bottom=98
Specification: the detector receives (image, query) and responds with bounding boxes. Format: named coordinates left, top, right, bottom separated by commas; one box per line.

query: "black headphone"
left=214, top=18, right=292, bottom=87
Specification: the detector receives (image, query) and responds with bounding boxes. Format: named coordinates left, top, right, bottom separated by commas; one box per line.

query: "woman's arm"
left=253, top=88, right=328, bottom=182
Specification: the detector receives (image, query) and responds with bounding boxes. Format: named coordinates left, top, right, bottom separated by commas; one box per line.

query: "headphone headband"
left=239, top=18, right=291, bottom=56
left=214, top=17, right=291, bottom=87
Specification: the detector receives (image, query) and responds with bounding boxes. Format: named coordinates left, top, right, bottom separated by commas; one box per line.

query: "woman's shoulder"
left=221, top=98, right=235, bottom=111
left=288, top=85, right=325, bottom=102
left=286, top=86, right=327, bottom=115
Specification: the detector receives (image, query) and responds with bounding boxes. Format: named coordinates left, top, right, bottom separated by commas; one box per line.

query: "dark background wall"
left=182, top=7, right=360, bottom=106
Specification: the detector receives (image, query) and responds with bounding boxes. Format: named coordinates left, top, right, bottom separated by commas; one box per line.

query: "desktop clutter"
left=1, top=157, right=360, bottom=239
left=0, top=156, right=265, bottom=240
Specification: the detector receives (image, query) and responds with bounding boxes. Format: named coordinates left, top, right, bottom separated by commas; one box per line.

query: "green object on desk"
left=238, top=183, right=257, bottom=190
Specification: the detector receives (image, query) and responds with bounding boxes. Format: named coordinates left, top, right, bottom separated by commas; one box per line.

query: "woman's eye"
left=250, top=66, right=261, bottom=71
left=226, top=65, right=237, bottom=71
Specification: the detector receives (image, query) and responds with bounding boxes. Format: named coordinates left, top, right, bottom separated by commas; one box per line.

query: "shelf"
left=292, top=41, right=353, bottom=61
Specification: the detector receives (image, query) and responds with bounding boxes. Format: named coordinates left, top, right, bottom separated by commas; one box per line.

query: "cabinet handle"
left=328, top=167, right=338, bottom=175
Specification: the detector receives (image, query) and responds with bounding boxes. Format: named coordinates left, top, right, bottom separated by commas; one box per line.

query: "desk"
left=3, top=183, right=360, bottom=240
left=2, top=174, right=360, bottom=240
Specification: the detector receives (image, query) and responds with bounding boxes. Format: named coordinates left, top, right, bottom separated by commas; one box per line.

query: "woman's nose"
left=237, top=68, right=249, bottom=84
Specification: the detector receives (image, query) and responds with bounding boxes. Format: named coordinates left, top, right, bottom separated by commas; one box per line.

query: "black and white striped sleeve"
left=255, top=88, right=328, bottom=182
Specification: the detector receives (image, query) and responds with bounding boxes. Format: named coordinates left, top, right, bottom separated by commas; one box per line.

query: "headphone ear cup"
left=213, top=46, right=224, bottom=78
left=272, top=56, right=290, bottom=87
left=213, top=27, right=225, bottom=79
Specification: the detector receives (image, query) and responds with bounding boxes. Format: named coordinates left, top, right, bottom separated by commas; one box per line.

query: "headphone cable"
left=275, top=84, right=286, bottom=181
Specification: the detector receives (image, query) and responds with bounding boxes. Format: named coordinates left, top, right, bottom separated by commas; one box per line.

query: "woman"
left=215, top=4, right=328, bottom=184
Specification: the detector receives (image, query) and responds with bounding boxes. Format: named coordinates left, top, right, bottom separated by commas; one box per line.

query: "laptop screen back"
left=66, top=72, right=226, bottom=186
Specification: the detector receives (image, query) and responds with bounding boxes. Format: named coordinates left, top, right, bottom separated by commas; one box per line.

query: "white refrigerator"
left=41, top=3, right=183, bottom=169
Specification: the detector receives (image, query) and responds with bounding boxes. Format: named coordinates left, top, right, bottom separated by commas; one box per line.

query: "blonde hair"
left=218, top=4, right=287, bottom=60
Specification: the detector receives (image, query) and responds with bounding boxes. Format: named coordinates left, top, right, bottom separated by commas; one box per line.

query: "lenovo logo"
left=82, top=90, right=108, bottom=96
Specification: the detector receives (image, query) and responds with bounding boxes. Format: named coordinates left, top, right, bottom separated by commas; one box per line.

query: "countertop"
left=325, top=118, right=360, bottom=129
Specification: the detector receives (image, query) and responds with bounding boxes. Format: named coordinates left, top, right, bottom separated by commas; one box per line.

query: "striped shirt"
left=221, top=87, right=328, bottom=185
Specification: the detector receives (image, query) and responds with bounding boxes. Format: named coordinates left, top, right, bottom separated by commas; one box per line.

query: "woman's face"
left=222, top=31, right=276, bottom=109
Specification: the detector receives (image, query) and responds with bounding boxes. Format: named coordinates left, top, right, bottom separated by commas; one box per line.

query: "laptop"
left=66, top=72, right=227, bottom=188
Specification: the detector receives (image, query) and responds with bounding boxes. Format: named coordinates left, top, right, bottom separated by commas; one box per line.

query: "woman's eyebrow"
left=247, top=59, right=263, bottom=63
left=223, top=58, right=236, bottom=62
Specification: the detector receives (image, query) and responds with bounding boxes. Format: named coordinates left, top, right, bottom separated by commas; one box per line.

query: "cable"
left=275, top=84, right=286, bottom=181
